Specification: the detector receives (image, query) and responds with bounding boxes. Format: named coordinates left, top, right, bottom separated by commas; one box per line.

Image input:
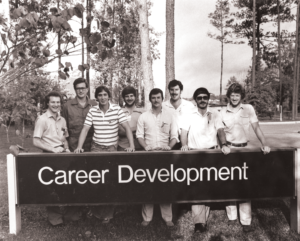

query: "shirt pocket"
left=161, top=122, right=170, bottom=134
left=108, top=119, right=118, bottom=125
left=222, top=118, right=234, bottom=128
left=240, top=115, right=249, bottom=125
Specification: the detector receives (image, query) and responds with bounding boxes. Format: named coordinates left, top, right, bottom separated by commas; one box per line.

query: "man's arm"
left=120, top=122, right=135, bottom=152
left=180, top=129, right=189, bottom=151
left=251, top=122, right=270, bottom=154
left=74, top=125, right=91, bottom=153
left=217, top=128, right=230, bottom=155
left=162, top=116, right=179, bottom=151
left=33, top=138, right=64, bottom=153
left=136, top=114, right=152, bottom=151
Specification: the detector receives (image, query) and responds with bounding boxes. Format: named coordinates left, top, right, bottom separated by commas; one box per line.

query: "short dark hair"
left=193, top=87, right=210, bottom=101
left=45, top=91, right=62, bottom=108
left=168, top=79, right=183, bottom=91
left=122, top=86, right=136, bottom=99
left=226, top=83, right=245, bottom=100
left=73, top=78, right=88, bottom=89
left=95, top=86, right=111, bottom=99
left=149, top=88, right=164, bottom=101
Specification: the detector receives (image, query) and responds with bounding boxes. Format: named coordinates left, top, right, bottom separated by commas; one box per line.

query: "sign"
left=16, top=148, right=295, bottom=205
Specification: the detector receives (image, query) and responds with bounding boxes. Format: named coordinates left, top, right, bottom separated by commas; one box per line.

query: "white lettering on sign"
left=38, top=168, right=109, bottom=185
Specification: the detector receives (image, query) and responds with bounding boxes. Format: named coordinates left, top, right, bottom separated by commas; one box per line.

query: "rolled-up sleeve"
left=33, top=117, right=45, bottom=138
left=84, top=109, right=93, bottom=127
left=136, top=114, right=145, bottom=139
left=170, top=116, right=179, bottom=142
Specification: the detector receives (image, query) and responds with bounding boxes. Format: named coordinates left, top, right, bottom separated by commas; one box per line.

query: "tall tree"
left=208, top=0, right=233, bottom=103
left=165, top=0, right=175, bottom=101
left=136, top=0, right=154, bottom=109
left=293, top=1, right=300, bottom=120
left=252, top=0, right=256, bottom=86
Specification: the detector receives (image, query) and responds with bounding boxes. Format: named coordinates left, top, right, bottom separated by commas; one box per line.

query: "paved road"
left=248, top=123, right=300, bottom=148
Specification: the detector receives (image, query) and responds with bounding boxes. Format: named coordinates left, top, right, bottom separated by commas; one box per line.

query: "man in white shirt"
left=136, top=88, right=178, bottom=227
left=181, top=87, right=230, bottom=234
left=162, top=79, right=195, bottom=150
left=220, top=83, right=270, bottom=233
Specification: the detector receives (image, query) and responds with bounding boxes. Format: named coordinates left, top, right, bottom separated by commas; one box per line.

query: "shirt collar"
left=165, top=98, right=187, bottom=108
left=95, top=102, right=117, bottom=112
left=71, top=96, right=94, bottom=106
left=45, top=109, right=61, bottom=120
left=150, top=107, right=163, bottom=114
left=226, top=103, right=244, bottom=112
left=193, top=107, right=212, bottom=116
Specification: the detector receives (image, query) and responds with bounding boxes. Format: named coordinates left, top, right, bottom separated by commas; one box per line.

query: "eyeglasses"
left=196, top=96, right=209, bottom=101
left=75, top=87, right=87, bottom=91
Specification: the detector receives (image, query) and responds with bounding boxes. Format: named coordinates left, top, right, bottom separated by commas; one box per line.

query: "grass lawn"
left=1, top=125, right=300, bottom=240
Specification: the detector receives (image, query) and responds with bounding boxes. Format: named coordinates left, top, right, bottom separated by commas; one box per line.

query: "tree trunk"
left=165, top=0, right=175, bottom=101
left=86, top=0, right=91, bottom=97
left=136, top=0, right=154, bottom=110
left=81, top=11, right=85, bottom=78
left=252, top=0, right=256, bottom=87
left=277, top=0, right=282, bottom=121
left=58, top=1, right=61, bottom=81
left=220, top=41, right=223, bottom=103
left=293, top=1, right=300, bottom=120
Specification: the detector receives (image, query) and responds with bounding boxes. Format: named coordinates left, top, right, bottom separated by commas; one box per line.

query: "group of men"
left=33, top=78, right=270, bottom=234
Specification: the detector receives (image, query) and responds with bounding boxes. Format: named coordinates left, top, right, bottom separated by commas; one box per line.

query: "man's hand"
left=261, top=146, right=271, bottom=154
left=53, top=147, right=64, bottom=153
left=144, top=145, right=152, bottom=151
left=181, top=145, right=189, bottom=152
left=221, top=145, right=230, bottom=155
left=74, top=148, right=84, bottom=154
left=125, top=146, right=135, bottom=152
left=161, top=146, right=171, bottom=151
left=16, top=130, right=20, bottom=136
left=65, top=148, right=71, bottom=153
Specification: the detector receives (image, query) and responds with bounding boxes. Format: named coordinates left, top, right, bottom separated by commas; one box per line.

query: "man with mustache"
left=220, top=83, right=270, bottom=233
left=136, top=88, right=178, bottom=227
left=180, top=87, right=230, bottom=234
left=118, top=86, right=145, bottom=151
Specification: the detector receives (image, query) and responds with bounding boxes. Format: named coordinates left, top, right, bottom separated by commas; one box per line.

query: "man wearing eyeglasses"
left=61, top=78, right=97, bottom=152
left=180, top=87, right=230, bottom=234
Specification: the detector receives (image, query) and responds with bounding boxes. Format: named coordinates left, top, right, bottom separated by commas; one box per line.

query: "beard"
left=125, top=101, right=135, bottom=107
left=197, top=102, right=208, bottom=109
left=230, top=100, right=241, bottom=108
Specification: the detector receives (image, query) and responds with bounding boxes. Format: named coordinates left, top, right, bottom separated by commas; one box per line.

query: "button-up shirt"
left=220, top=103, right=258, bottom=143
left=34, top=109, right=68, bottom=147
left=162, top=98, right=195, bottom=134
left=84, top=102, right=127, bottom=146
left=182, top=108, right=223, bottom=149
left=136, top=108, right=179, bottom=148
left=118, top=106, right=145, bottom=149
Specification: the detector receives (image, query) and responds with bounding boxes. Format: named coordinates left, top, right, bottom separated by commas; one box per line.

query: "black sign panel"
left=16, top=148, right=295, bottom=205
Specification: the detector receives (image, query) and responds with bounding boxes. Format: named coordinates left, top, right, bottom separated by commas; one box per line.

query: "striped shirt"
left=84, top=102, right=127, bottom=146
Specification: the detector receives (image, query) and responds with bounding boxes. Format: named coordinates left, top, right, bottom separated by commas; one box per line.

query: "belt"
left=209, top=145, right=218, bottom=149
left=226, top=141, right=247, bottom=147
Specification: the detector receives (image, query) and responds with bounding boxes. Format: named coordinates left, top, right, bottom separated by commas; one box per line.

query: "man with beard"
left=61, top=78, right=97, bottom=152
left=180, top=87, right=230, bottom=233
left=162, top=79, right=195, bottom=150
left=118, top=86, right=145, bottom=151
left=220, top=83, right=270, bottom=233
left=136, top=88, right=178, bottom=227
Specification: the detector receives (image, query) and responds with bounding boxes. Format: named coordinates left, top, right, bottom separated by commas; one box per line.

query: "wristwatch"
left=221, top=143, right=227, bottom=148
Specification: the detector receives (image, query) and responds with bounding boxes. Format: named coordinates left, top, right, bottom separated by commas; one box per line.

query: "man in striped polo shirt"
left=74, top=85, right=134, bottom=223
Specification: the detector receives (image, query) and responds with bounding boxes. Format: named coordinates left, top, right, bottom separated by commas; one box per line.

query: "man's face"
left=63, top=97, right=68, bottom=104
left=150, top=93, right=163, bottom=108
left=230, top=93, right=242, bottom=107
left=75, top=83, right=88, bottom=99
left=124, top=93, right=136, bottom=107
left=169, top=85, right=181, bottom=101
left=97, top=90, right=109, bottom=106
left=48, top=96, right=61, bottom=114
left=196, top=94, right=209, bottom=109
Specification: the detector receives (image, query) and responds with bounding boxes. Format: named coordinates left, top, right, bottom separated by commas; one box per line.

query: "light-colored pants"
left=142, top=204, right=172, bottom=222
left=192, top=204, right=210, bottom=224
left=90, top=142, right=117, bottom=219
left=226, top=201, right=252, bottom=225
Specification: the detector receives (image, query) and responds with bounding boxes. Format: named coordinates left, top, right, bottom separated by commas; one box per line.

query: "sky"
left=45, top=0, right=296, bottom=99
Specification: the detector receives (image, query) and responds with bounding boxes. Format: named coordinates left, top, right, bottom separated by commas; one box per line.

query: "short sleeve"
left=181, top=114, right=192, bottom=131
left=33, top=117, right=45, bottom=138
left=84, top=109, right=93, bottom=127
left=214, top=112, right=224, bottom=130
left=118, top=108, right=128, bottom=124
left=248, top=105, right=258, bottom=123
